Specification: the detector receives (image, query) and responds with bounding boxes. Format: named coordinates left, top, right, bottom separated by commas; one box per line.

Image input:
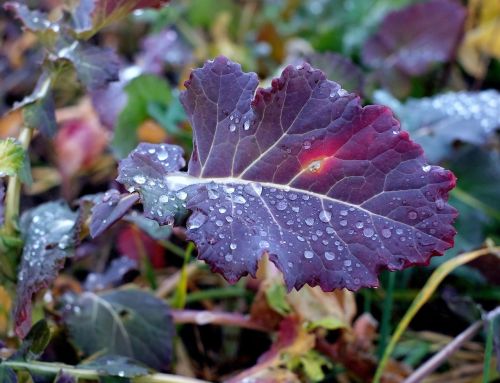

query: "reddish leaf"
left=117, top=225, right=166, bottom=268
left=118, top=57, right=457, bottom=292
left=362, top=0, right=466, bottom=76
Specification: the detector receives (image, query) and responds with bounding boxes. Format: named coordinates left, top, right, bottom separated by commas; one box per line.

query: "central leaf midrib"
left=164, top=173, right=448, bottom=245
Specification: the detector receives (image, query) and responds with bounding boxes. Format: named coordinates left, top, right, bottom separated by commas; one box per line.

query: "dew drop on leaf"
left=187, top=211, right=208, bottom=230
left=319, top=210, right=332, bottom=222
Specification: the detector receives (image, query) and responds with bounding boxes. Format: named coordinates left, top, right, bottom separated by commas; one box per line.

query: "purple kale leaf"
left=362, top=0, right=466, bottom=76
left=116, top=142, right=186, bottom=225
left=56, top=41, right=120, bottom=90
left=117, top=57, right=457, bottom=292
left=15, top=201, right=78, bottom=338
left=89, top=189, right=140, bottom=238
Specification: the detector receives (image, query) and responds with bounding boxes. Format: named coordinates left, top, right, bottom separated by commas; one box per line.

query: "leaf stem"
left=4, top=127, right=32, bottom=235
left=2, top=360, right=210, bottom=383
left=373, top=246, right=500, bottom=383
left=171, top=309, right=270, bottom=332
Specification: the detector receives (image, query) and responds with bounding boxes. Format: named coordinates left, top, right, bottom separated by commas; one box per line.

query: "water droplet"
left=381, top=229, right=392, bottom=238
left=215, top=220, right=223, bottom=227
left=157, top=150, right=169, bottom=161
left=229, top=123, right=236, bottom=132
left=208, top=189, right=219, bottom=200
left=396, top=228, right=403, bottom=235
left=305, top=218, right=314, bottom=226
left=344, top=259, right=351, bottom=267
left=340, top=220, right=348, bottom=227
left=232, top=195, right=247, bottom=204
left=340, top=210, right=348, bottom=216
left=175, top=191, right=188, bottom=200
left=408, top=211, right=418, bottom=220
left=133, top=175, right=146, bottom=185
left=324, top=252, right=335, bottom=261
left=259, top=240, right=270, bottom=249
left=187, top=211, right=207, bottom=230
left=244, top=182, right=262, bottom=197
left=326, top=227, right=334, bottom=234
left=319, top=210, right=332, bottom=222
left=276, top=201, right=287, bottom=211
left=304, top=250, right=314, bottom=259
left=303, top=141, right=311, bottom=149
left=422, top=165, right=431, bottom=172
left=159, top=195, right=169, bottom=203
left=308, top=160, right=321, bottom=172
left=230, top=243, right=237, bottom=250
left=219, top=207, right=227, bottom=213
left=355, top=221, right=364, bottom=229
left=363, top=228, right=374, bottom=237
left=435, top=198, right=445, bottom=210
left=244, top=120, right=250, bottom=130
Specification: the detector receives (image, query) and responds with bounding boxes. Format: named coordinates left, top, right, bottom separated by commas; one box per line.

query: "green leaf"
left=265, top=282, right=291, bottom=316
left=0, top=139, right=25, bottom=178
left=0, top=364, right=17, bottom=383
left=112, top=75, right=172, bottom=158
left=62, top=289, right=174, bottom=371
left=15, top=71, right=57, bottom=138
left=306, top=317, right=346, bottom=331
left=12, top=319, right=51, bottom=361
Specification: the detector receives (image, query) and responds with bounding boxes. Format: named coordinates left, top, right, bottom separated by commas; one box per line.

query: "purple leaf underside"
left=118, top=56, right=457, bottom=292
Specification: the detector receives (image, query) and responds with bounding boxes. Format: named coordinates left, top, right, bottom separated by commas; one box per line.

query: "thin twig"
left=403, top=320, right=484, bottom=383
left=171, top=309, right=271, bottom=332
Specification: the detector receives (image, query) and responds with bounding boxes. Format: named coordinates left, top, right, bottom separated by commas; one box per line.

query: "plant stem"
left=4, top=127, right=32, bottom=235
left=2, top=360, right=209, bottom=383
left=171, top=309, right=270, bottom=332
left=373, top=246, right=500, bottom=383
left=403, top=319, right=484, bottom=383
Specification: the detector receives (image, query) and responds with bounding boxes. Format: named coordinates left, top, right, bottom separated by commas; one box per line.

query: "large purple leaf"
left=118, top=57, right=457, bottom=292
left=362, top=0, right=466, bottom=76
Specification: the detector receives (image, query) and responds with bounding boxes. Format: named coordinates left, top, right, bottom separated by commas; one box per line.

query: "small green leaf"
left=0, top=139, right=25, bottom=178
left=306, top=317, right=347, bottom=331
left=112, top=75, right=172, bottom=158
left=0, top=364, right=17, bottom=383
left=265, top=282, right=291, bottom=316
left=13, top=319, right=51, bottom=361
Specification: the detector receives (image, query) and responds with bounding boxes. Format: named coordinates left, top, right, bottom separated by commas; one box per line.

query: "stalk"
left=4, top=127, right=32, bottom=235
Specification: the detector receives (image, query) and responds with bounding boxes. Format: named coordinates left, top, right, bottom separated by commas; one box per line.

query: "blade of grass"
left=377, top=271, right=396, bottom=358
left=171, top=242, right=195, bottom=309
left=373, top=246, right=500, bottom=383
left=483, top=316, right=495, bottom=383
